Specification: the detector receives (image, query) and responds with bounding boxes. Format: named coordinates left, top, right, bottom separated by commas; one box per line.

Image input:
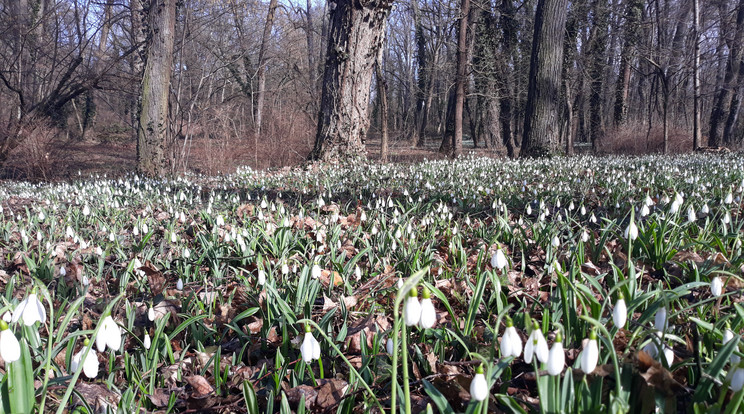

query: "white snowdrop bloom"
left=176, top=278, right=184, bottom=290
left=547, top=335, right=565, bottom=376
left=640, top=204, right=650, bottom=217
left=60, top=267, right=67, bottom=277
left=386, top=338, right=394, bottom=355
left=580, top=206, right=586, bottom=215
left=645, top=194, right=654, bottom=206
left=354, top=265, right=362, bottom=281
left=95, top=316, right=122, bottom=352
left=0, top=323, right=20, bottom=363
left=133, top=226, right=139, bottom=236
left=675, top=192, right=684, bottom=205
left=404, top=289, right=421, bottom=327
left=95, top=246, right=103, bottom=256
left=71, top=343, right=99, bottom=378
left=731, top=366, right=744, bottom=392
left=469, top=365, right=489, bottom=402
left=148, top=306, right=155, bottom=322
left=82, top=205, right=90, bottom=216
left=170, top=232, right=177, bottom=243
left=724, top=212, right=731, bottom=225
left=589, top=213, right=597, bottom=223
left=711, top=276, right=723, bottom=297
left=663, top=344, right=674, bottom=367
left=38, top=211, right=45, bottom=221
left=500, top=317, right=522, bottom=358
left=580, top=331, right=599, bottom=374
left=670, top=200, right=680, bottom=214
left=141, top=222, right=148, bottom=234
left=281, top=263, right=289, bottom=275
left=311, top=264, right=321, bottom=279
left=109, top=232, right=115, bottom=242
left=143, top=333, right=151, bottom=349
left=300, top=326, right=321, bottom=363
left=581, top=230, right=590, bottom=243
left=1, top=312, right=10, bottom=323
left=491, top=249, right=508, bottom=271
left=12, top=292, right=46, bottom=326
left=257, top=270, right=266, bottom=286
left=687, top=206, right=696, bottom=223
left=419, top=288, right=436, bottom=329
left=524, top=323, right=549, bottom=364
left=724, top=329, right=741, bottom=365
left=701, top=204, right=709, bottom=214
left=624, top=222, right=638, bottom=240
left=551, top=236, right=560, bottom=248
left=613, top=296, right=627, bottom=329
left=655, top=307, right=667, bottom=331
left=216, top=215, right=225, bottom=226
left=725, top=192, right=733, bottom=204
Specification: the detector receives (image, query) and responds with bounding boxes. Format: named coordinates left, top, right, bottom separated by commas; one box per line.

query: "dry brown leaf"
left=185, top=375, right=214, bottom=398
left=315, top=379, right=348, bottom=410
left=140, top=261, right=165, bottom=296
left=285, top=385, right=317, bottom=410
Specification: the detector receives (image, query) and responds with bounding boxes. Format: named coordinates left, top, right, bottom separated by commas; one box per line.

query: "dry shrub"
left=597, top=121, right=693, bottom=154
left=180, top=104, right=314, bottom=174
left=4, top=120, right=61, bottom=180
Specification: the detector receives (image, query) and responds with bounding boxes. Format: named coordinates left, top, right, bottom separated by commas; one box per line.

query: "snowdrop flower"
left=655, top=306, right=667, bottom=331
left=82, top=205, right=90, bottom=216
left=143, top=333, right=151, bottom=350
left=670, top=200, right=680, bottom=214
left=663, top=344, right=674, bottom=367
left=640, top=204, right=650, bottom=217
left=176, top=278, right=184, bottom=290
left=469, top=364, right=489, bottom=402
left=182, top=248, right=190, bottom=259
left=624, top=222, right=638, bottom=241
left=300, top=325, right=321, bottom=363
left=386, top=338, right=394, bottom=355
left=419, top=287, right=436, bottom=329
left=731, top=363, right=744, bottom=392
left=12, top=292, right=46, bottom=326
left=257, top=270, right=266, bottom=286
left=724, top=211, right=731, bottom=225
left=580, top=330, right=599, bottom=374
left=500, top=317, right=522, bottom=358
left=725, top=191, right=733, bottom=205
left=687, top=206, right=696, bottom=223
left=701, top=204, right=709, bottom=214
left=547, top=332, right=565, bottom=376
left=148, top=306, right=155, bottom=322
left=723, top=329, right=740, bottom=365
left=95, top=316, right=122, bottom=352
left=609, top=292, right=626, bottom=329
left=581, top=230, right=590, bottom=243
left=404, top=288, right=421, bottom=326
left=589, top=213, right=597, bottom=224
left=1, top=312, right=10, bottom=323
left=71, top=339, right=99, bottom=379
left=711, top=276, right=723, bottom=297
left=216, top=215, right=225, bottom=226
left=525, top=322, right=549, bottom=364
left=355, top=265, right=362, bottom=281
left=491, top=249, right=508, bottom=271
left=551, top=236, right=560, bottom=248
left=311, top=264, right=322, bottom=279
left=0, top=321, right=20, bottom=363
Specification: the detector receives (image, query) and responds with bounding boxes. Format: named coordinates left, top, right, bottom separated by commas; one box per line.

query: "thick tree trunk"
left=137, top=0, right=177, bottom=176
left=499, top=0, right=517, bottom=157
left=309, top=0, right=392, bottom=162
left=709, top=0, right=744, bottom=146
left=255, top=0, right=278, bottom=137
left=692, top=0, right=701, bottom=149
left=451, top=0, right=471, bottom=158
left=520, top=0, right=568, bottom=157
left=588, top=0, right=608, bottom=150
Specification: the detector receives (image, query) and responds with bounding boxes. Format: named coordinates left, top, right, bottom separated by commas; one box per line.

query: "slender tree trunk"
left=498, top=0, right=517, bottom=157
left=137, top=0, right=177, bottom=176
left=445, top=0, right=470, bottom=157
left=255, top=0, right=278, bottom=138
left=587, top=0, right=608, bottom=150
left=309, top=0, right=392, bottom=162
left=692, top=0, right=701, bottom=149
left=614, top=0, right=643, bottom=126
left=376, top=50, right=389, bottom=162
left=520, top=0, right=568, bottom=157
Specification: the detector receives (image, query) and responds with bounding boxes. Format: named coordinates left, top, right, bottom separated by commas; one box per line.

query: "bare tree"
left=309, top=0, right=392, bottom=162
left=520, top=0, right=568, bottom=157
left=137, top=0, right=177, bottom=176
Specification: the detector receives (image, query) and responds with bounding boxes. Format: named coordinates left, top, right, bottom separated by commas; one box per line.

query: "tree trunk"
left=520, top=0, right=568, bottom=157
left=451, top=0, right=470, bottom=157
left=82, top=0, right=115, bottom=141
left=255, top=0, right=278, bottom=137
left=614, top=0, right=643, bottom=126
left=376, top=52, right=389, bottom=162
left=709, top=0, right=744, bottom=146
left=137, top=0, right=177, bottom=176
left=587, top=0, right=608, bottom=150
left=499, top=0, right=517, bottom=157
left=692, top=0, right=701, bottom=149
left=309, top=0, right=392, bottom=162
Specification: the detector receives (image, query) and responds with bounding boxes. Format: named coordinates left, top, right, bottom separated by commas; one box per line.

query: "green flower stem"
left=580, top=315, right=623, bottom=404
left=401, top=322, right=411, bottom=414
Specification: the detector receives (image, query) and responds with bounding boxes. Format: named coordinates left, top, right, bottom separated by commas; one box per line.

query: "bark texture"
left=137, top=0, right=176, bottom=176
left=520, top=0, right=568, bottom=157
left=309, top=0, right=392, bottom=162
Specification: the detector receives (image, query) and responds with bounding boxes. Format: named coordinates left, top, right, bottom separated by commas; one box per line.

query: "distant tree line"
left=1, top=0, right=743, bottom=175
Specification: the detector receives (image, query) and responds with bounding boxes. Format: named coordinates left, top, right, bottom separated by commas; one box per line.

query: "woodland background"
left=1, top=0, right=743, bottom=178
